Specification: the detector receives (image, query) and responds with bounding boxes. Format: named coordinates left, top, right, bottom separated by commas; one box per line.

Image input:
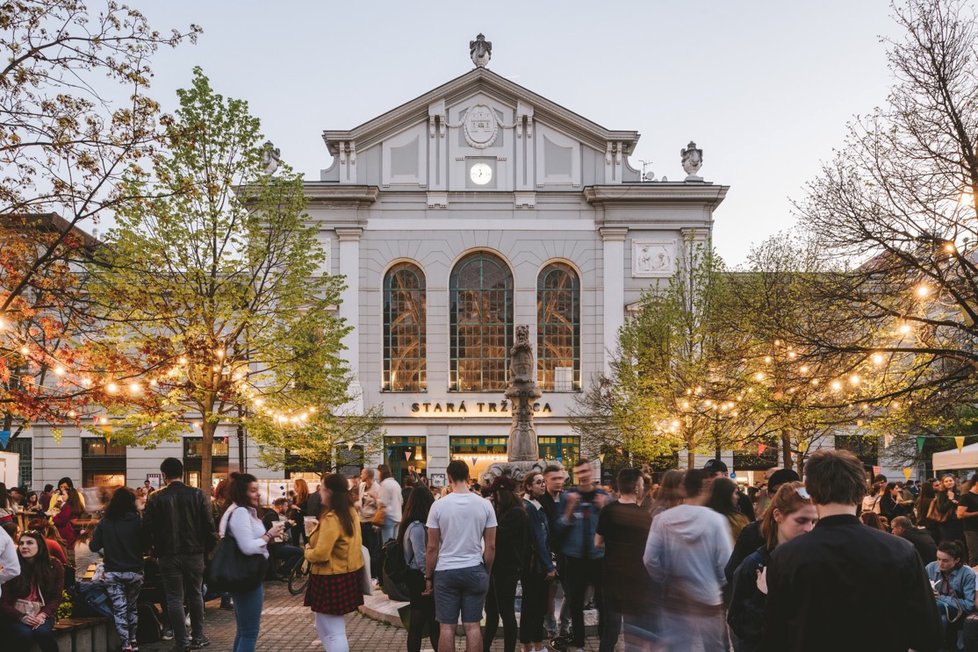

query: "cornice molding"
left=302, top=183, right=380, bottom=207
left=583, top=183, right=729, bottom=208
left=322, top=68, right=640, bottom=155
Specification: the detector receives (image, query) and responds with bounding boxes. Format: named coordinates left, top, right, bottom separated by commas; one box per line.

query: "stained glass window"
left=450, top=252, right=513, bottom=391
left=383, top=263, right=427, bottom=391
left=537, top=263, right=580, bottom=391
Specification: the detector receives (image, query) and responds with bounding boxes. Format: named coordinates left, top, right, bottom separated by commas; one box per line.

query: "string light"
left=871, top=352, right=884, bottom=365
left=54, top=366, right=66, bottom=376
left=128, top=382, right=141, bottom=395
left=105, top=382, right=119, bottom=394
left=830, top=380, right=843, bottom=392
left=754, top=371, right=766, bottom=381
left=849, top=374, right=861, bottom=386
left=915, top=284, right=931, bottom=298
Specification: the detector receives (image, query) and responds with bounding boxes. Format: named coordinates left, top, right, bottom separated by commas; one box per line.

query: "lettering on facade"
left=410, top=401, right=552, bottom=415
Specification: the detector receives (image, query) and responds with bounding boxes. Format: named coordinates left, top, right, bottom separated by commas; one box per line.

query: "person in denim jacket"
left=555, top=459, right=608, bottom=652
left=926, top=540, right=976, bottom=649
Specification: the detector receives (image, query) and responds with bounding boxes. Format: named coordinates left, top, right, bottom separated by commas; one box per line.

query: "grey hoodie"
left=643, top=504, right=733, bottom=607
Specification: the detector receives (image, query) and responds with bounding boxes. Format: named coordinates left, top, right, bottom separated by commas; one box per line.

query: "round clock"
left=469, top=162, right=493, bottom=186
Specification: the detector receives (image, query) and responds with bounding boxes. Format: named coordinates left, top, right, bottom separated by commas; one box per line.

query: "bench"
left=42, top=617, right=121, bottom=652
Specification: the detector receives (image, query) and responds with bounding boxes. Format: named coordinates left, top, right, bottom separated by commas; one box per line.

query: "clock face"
left=469, top=162, right=493, bottom=186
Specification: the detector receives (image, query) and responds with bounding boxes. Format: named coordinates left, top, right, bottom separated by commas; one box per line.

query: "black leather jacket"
left=143, top=481, right=217, bottom=557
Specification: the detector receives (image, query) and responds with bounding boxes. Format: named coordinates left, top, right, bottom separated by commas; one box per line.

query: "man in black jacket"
left=143, top=457, right=217, bottom=652
left=763, top=449, right=941, bottom=652
left=891, top=516, right=938, bottom=564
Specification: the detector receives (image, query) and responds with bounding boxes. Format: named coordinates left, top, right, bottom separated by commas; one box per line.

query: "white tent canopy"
left=932, top=442, right=978, bottom=471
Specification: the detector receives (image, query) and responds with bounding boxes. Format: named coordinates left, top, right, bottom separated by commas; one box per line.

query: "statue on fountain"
left=486, top=325, right=555, bottom=482
left=507, top=325, right=541, bottom=462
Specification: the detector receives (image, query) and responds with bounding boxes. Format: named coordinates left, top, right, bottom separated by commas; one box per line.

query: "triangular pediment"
left=323, top=67, right=639, bottom=156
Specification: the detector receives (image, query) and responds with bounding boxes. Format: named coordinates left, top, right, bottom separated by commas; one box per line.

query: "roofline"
left=322, top=67, right=640, bottom=156
left=2, top=212, right=100, bottom=249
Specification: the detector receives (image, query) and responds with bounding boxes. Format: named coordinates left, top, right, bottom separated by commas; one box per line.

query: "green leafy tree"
left=83, top=68, right=379, bottom=488
left=573, top=242, right=759, bottom=468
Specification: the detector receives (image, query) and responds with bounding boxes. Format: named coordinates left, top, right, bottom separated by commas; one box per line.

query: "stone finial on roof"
left=470, top=34, right=492, bottom=68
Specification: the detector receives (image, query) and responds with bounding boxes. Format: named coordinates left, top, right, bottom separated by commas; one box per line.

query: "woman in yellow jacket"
left=304, top=473, right=364, bottom=652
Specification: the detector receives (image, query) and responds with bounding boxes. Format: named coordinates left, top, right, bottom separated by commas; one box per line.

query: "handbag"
left=206, top=507, right=269, bottom=593
left=371, top=504, right=386, bottom=527
left=928, top=498, right=950, bottom=524
left=360, top=545, right=372, bottom=595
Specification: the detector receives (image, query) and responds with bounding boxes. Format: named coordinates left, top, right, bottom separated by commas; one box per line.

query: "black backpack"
left=380, top=537, right=411, bottom=602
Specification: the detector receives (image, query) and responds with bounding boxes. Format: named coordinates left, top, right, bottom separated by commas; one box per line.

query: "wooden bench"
left=42, top=617, right=121, bottom=652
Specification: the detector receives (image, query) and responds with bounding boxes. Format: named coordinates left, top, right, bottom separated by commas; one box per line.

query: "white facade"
left=306, top=65, right=727, bottom=482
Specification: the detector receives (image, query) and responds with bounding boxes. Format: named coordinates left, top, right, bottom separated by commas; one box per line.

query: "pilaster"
left=599, top=227, right=628, bottom=375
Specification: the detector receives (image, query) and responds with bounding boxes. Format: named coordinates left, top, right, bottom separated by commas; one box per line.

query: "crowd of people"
left=0, top=449, right=974, bottom=651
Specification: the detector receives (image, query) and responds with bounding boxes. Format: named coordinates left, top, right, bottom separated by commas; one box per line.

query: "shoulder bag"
left=206, top=507, right=268, bottom=593
left=927, top=498, right=950, bottom=524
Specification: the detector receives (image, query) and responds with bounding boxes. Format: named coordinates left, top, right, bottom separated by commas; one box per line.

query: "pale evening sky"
left=131, top=0, right=907, bottom=266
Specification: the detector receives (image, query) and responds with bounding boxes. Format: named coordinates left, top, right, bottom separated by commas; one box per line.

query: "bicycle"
left=287, top=556, right=310, bottom=595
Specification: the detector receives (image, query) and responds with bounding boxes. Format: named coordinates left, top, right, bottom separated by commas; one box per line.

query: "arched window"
left=383, top=263, right=426, bottom=391
left=537, top=263, right=580, bottom=391
left=450, top=252, right=513, bottom=391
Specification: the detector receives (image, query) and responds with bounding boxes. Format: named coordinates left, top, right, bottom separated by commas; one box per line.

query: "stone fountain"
left=485, top=324, right=554, bottom=482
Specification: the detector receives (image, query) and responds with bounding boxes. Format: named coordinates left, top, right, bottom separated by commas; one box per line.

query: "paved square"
left=140, top=581, right=609, bottom=651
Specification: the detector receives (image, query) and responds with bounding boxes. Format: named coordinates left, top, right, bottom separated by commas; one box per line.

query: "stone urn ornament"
left=681, top=141, right=703, bottom=181
left=470, top=34, right=492, bottom=68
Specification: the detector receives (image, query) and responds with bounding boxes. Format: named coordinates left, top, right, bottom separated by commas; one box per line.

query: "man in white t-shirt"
left=424, top=460, right=497, bottom=652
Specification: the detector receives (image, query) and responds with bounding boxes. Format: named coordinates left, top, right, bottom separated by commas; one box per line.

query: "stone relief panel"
left=632, top=240, right=676, bottom=278
left=535, top=124, right=580, bottom=187
left=382, top=123, right=427, bottom=187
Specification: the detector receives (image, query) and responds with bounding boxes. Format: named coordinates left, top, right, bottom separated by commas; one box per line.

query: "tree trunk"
left=687, top=448, right=696, bottom=470
left=781, top=431, right=793, bottom=469
left=201, top=419, right=214, bottom=491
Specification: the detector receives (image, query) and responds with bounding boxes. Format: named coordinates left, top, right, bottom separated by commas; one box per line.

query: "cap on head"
left=703, top=458, right=728, bottom=475
left=767, top=468, right=801, bottom=493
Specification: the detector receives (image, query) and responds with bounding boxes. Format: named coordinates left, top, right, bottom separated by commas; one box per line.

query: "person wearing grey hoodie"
left=643, top=469, right=733, bottom=651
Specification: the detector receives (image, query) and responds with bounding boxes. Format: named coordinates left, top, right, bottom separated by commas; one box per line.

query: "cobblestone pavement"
left=141, top=580, right=610, bottom=651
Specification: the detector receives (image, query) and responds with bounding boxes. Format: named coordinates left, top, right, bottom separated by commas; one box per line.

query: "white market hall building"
left=303, top=50, right=727, bottom=484
left=14, top=43, right=729, bottom=492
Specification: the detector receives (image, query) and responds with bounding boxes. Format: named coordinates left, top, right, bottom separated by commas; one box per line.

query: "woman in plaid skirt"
left=305, top=473, right=364, bottom=652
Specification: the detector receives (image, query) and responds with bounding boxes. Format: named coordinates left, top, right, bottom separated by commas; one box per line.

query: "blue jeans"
left=231, top=584, right=264, bottom=652
left=3, top=617, right=57, bottom=652
left=382, top=516, right=399, bottom=543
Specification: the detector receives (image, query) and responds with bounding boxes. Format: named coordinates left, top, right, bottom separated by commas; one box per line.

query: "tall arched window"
left=450, top=252, right=513, bottom=391
left=537, top=262, right=580, bottom=391
left=383, top=263, right=426, bottom=391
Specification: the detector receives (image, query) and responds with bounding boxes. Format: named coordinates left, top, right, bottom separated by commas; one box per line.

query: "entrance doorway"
left=384, top=437, right=428, bottom=484
left=449, top=436, right=508, bottom=481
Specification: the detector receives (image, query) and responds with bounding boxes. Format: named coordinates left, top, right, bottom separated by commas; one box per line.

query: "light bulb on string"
left=830, top=380, right=843, bottom=392
left=871, top=353, right=884, bottom=366
left=915, top=284, right=931, bottom=298
left=54, top=366, right=65, bottom=377
left=105, top=382, right=119, bottom=394
left=128, top=382, right=141, bottom=395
